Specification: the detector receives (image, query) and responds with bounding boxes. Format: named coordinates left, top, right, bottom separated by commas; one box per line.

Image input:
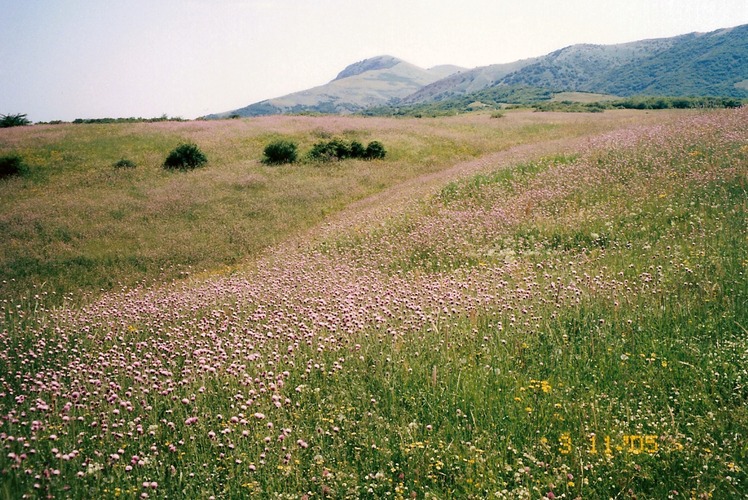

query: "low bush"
left=0, top=154, right=28, bottom=178
left=262, top=140, right=298, bottom=165
left=113, top=158, right=136, bottom=169
left=307, top=138, right=386, bottom=162
left=350, top=140, right=366, bottom=158
left=364, top=141, right=386, bottom=160
left=163, top=143, right=207, bottom=170
left=307, top=138, right=352, bottom=161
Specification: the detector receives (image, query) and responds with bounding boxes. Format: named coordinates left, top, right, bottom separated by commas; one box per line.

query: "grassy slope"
left=0, top=109, right=745, bottom=499
left=0, top=110, right=670, bottom=306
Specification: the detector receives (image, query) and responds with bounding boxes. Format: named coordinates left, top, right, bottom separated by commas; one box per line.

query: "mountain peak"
left=334, top=55, right=404, bottom=81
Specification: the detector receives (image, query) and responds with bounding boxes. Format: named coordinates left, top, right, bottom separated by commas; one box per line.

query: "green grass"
left=0, top=109, right=745, bottom=499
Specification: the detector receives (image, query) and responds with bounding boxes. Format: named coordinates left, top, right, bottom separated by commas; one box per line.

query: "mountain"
left=400, top=58, right=540, bottom=104
left=207, top=56, right=465, bottom=118
left=404, top=24, right=748, bottom=106
left=209, top=24, right=748, bottom=118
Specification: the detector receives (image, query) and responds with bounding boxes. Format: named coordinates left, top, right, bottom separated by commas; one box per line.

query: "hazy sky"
left=2, top=0, right=747, bottom=122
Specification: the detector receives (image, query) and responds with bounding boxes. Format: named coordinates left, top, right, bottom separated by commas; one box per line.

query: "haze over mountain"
left=210, top=24, right=748, bottom=118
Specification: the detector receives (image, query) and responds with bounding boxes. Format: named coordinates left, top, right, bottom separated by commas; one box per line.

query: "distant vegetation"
left=0, top=153, right=28, bottom=178
left=307, top=139, right=386, bottom=161
left=364, top=87, right=746, bottom=117
left=262, top=138, right=387, bottom=164
left=262, top=139, right=298, bottom=165
left=533, top=95, right=745, bottom=112
left=0, top=113, right=31, bottom=128
left=72, top=115, right=186, bottom=124
left=364, top=85, right=552, bottom=117
left=112, top=158, right=136, bottom=169
left=163, top=143, right=208, bottom=170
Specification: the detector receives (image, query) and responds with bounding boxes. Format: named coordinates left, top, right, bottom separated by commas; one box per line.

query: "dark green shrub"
left=113, top=158, right=136, bottom=169
left=0, top=113, right=31, bottom=128
left=307, top=141, right=334, bottom=161
left=350, top=141, right=366, bottom=158
left=163, top=143, right=207, bottom=170
left=0, top=154, right=28, bottom=178
left=364, top=141, right=386, bottom=160
left=308, top=139, right=353, bottom=162
left=328, top=139, right=351, bottom=159
left=308, top=138, right=386, bottom=162
left=262, top=140, right=298, bottom=165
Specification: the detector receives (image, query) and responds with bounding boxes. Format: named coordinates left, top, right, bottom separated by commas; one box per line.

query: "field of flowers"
left=1, top=108, right=747, bottom=498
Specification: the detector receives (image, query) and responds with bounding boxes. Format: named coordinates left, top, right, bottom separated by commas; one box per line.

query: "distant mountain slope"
left=594, top=25, right=748, bottom=96
left=400, top=58, right=540, bottom=104
left=209, top=24, right=748, bottom=118
left=208, top=56, right=465, bottom=118
left=407, top=24, right=748, bottom=104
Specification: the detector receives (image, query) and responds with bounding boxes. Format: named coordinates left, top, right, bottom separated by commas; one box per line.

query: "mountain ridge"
left=208, top=56, right=466, bottom=118
left=208, top=24, right=748, bottom=118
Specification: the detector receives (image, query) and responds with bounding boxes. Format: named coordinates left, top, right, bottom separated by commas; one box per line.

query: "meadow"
left=0, top=108, right=746, bottom=499
left=0, top=111, right=675, bottom=306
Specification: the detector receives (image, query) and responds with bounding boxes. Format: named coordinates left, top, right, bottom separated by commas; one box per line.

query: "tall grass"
left=0, top=109, right=745, bottom=498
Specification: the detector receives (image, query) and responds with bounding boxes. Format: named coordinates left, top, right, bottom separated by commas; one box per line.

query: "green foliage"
left=364, top=85, right=553, bottom=117
left=530, top=95, right=746, bottom=113
left=307, top=139, right=386, bottom=162
left=611, top=96, right=745, bottom=110
left=364, top=140, right=386, bottom=159
left=262, top=139, right=298, bottom=165
left=0, top=113, right=31, bottom=128
left=350, top=140, right=366, bottom=158
left=307, top=138, right=351, bottom=161
left=163, top=143, right=207, bottom=170
left=113, top=158, right=136, bottom=169
left=0, top=154, right=28, bottom=178
left=73, top=115, right=185, bottom=124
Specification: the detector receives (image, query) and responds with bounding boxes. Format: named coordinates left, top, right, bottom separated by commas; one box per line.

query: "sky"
left=2, top=0, right=748, bottom=122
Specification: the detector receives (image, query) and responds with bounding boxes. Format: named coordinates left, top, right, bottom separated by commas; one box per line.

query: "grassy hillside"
left=0, top=108, right=745, bottom=498
left=1, top=111, right=660, bottom=305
